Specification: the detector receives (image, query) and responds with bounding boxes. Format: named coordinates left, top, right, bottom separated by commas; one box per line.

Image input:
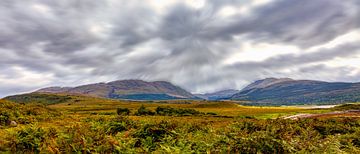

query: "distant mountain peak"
left=241, top=77, right=294, bottom=91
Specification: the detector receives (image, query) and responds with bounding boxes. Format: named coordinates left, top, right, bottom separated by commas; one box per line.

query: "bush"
left=14, top=126, right=47, bottom=153
left=206, top=112, right=217, bottom=116
left=155, top=106, right=201, bottom=116
left=116, top=108, right=130, bottom=116
left=135, top=106, right=155, bottom=116
left=133, top=121, right=177, bottom=151
left=0, top=112, right=10, bottom=126
left=106, top=117, right=134, bottom=135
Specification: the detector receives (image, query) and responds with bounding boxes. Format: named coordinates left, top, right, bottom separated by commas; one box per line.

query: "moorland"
left=1, top=93, right=360, bottom=153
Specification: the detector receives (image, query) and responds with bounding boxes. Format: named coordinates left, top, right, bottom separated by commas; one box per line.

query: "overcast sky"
left=1, top=0, right=360, bottom=97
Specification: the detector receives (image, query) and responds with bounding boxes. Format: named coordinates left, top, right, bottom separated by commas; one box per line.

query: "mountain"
left=240, top=78, right=293, bottom=92
left=232, top=78, right=360, bottom=105
left=195, top=89, right=240, bottom=100
left=36, top=80, right=196, bottom=100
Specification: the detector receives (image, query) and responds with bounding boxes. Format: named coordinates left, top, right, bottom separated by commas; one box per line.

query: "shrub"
left=13, top=126, right=47, bottom=153
left=135, top=106, right=155, bottom=116
left=116, top=108, right=130, bottom=116
left=206, top=112, right=217, bottom=116
left=155, top=106, right=201, bottom=116
left=133, top=121, right=177, bottom=151
left=106, top=116, right=134, bottom=135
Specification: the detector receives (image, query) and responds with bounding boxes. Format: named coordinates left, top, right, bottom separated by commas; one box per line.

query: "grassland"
left=45, top=94, right=330, bottom=118
left=1, top=93, right=360, bottom=153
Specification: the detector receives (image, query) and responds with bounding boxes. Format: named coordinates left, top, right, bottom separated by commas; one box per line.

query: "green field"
left=1, top=94, right=360, bottom=153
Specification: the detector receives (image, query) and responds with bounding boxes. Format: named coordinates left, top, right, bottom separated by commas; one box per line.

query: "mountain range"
left=231, top=78, right=360, bottom=105
left=9, top=78, right=360, bottom=105
left=36, top=80, right=196, bottom=100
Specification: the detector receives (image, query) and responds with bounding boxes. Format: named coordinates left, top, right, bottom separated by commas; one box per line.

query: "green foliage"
left=106, top=116, right=134, bottom=135
left=1, top=96, right=360, bottom=153
left=135, top=105, right=155, bottom=116
left=206, top=112, right=217, bottom=116
left=0, top=100, right=60, bottom=126
left=133, top=121, right=177, bottom=151
left=0, top=112, right=10, bottom=126
left=14, top=126, right=46, bottom=153
left=1, top=117, right=360, bottom=153
left=116, top=108, right=130, bottom=116
left=155, top=106, right=201, bottom=116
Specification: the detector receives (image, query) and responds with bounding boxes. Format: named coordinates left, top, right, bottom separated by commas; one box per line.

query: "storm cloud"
left=1, top=0, right=360, bottom=97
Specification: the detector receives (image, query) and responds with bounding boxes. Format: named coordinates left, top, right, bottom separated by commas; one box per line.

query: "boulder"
left=9, top=121, right=17, bottom=127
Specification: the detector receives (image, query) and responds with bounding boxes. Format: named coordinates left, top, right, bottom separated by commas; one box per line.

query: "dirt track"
left=284, top=110, right=360, bottom=120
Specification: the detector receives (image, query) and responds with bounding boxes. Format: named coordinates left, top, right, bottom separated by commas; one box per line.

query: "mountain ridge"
left=36, top=79, right=196, bottom=100
left=232, top=78, right=360, bottom=105
left=26, top=78, right=360, bottom=104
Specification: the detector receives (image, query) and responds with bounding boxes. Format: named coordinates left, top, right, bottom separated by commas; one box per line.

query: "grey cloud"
left=1, top=0, right=360, bottom=97
left=214, top=0, right=360, bottom=48
left=233, top=42, right=360, bottom=69
left=0, top=1, right=101, bottom=54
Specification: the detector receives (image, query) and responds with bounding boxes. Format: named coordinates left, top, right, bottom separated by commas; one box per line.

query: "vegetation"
left=1, top=94, right=360, bottom=153
left=135, top=105, right=155, bottom=116
left=116, top=108, right=130, bottom=115
left=0, top=100, right=60, bottom=127
left=155, top=106, right=201, bottom=116
left=334, top=103, right=360, bottom=111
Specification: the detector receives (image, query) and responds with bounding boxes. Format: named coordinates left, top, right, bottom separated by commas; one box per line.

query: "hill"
left=36, top=80, right=196, bottom=100
left=232, top=78, right=360, bottom=105
left=4, top=93, right=72, bottom=105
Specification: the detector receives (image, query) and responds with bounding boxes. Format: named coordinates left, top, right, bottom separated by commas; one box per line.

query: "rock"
left=9, top=121, right=17, bottom=127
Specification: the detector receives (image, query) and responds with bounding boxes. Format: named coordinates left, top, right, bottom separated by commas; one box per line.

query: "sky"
left=1, top=0, right=360, bottom=97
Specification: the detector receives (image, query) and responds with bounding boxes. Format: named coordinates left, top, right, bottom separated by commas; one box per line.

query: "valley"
left=2, top=78, right=360, bottom=153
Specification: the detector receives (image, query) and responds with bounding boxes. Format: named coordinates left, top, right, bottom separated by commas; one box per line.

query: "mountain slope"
left=232, top=78, right=360, bottom=105
left=196, top=89, right=240, bottom=100
left=36, top=80, right=196, bottom=100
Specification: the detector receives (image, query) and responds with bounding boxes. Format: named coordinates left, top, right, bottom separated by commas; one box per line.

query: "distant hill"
left=232, top=78, right=360, bottom=105
left=195, top=89, right=239, bottom=100
left=36, top=80, right=196, bottom=100
left=3, top=93, right=72, bottom=105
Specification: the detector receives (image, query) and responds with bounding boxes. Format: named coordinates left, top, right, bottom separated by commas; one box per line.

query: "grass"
left=1, top=93, right=360, bottom=153
left=44, top=95, right=329, bottom=118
